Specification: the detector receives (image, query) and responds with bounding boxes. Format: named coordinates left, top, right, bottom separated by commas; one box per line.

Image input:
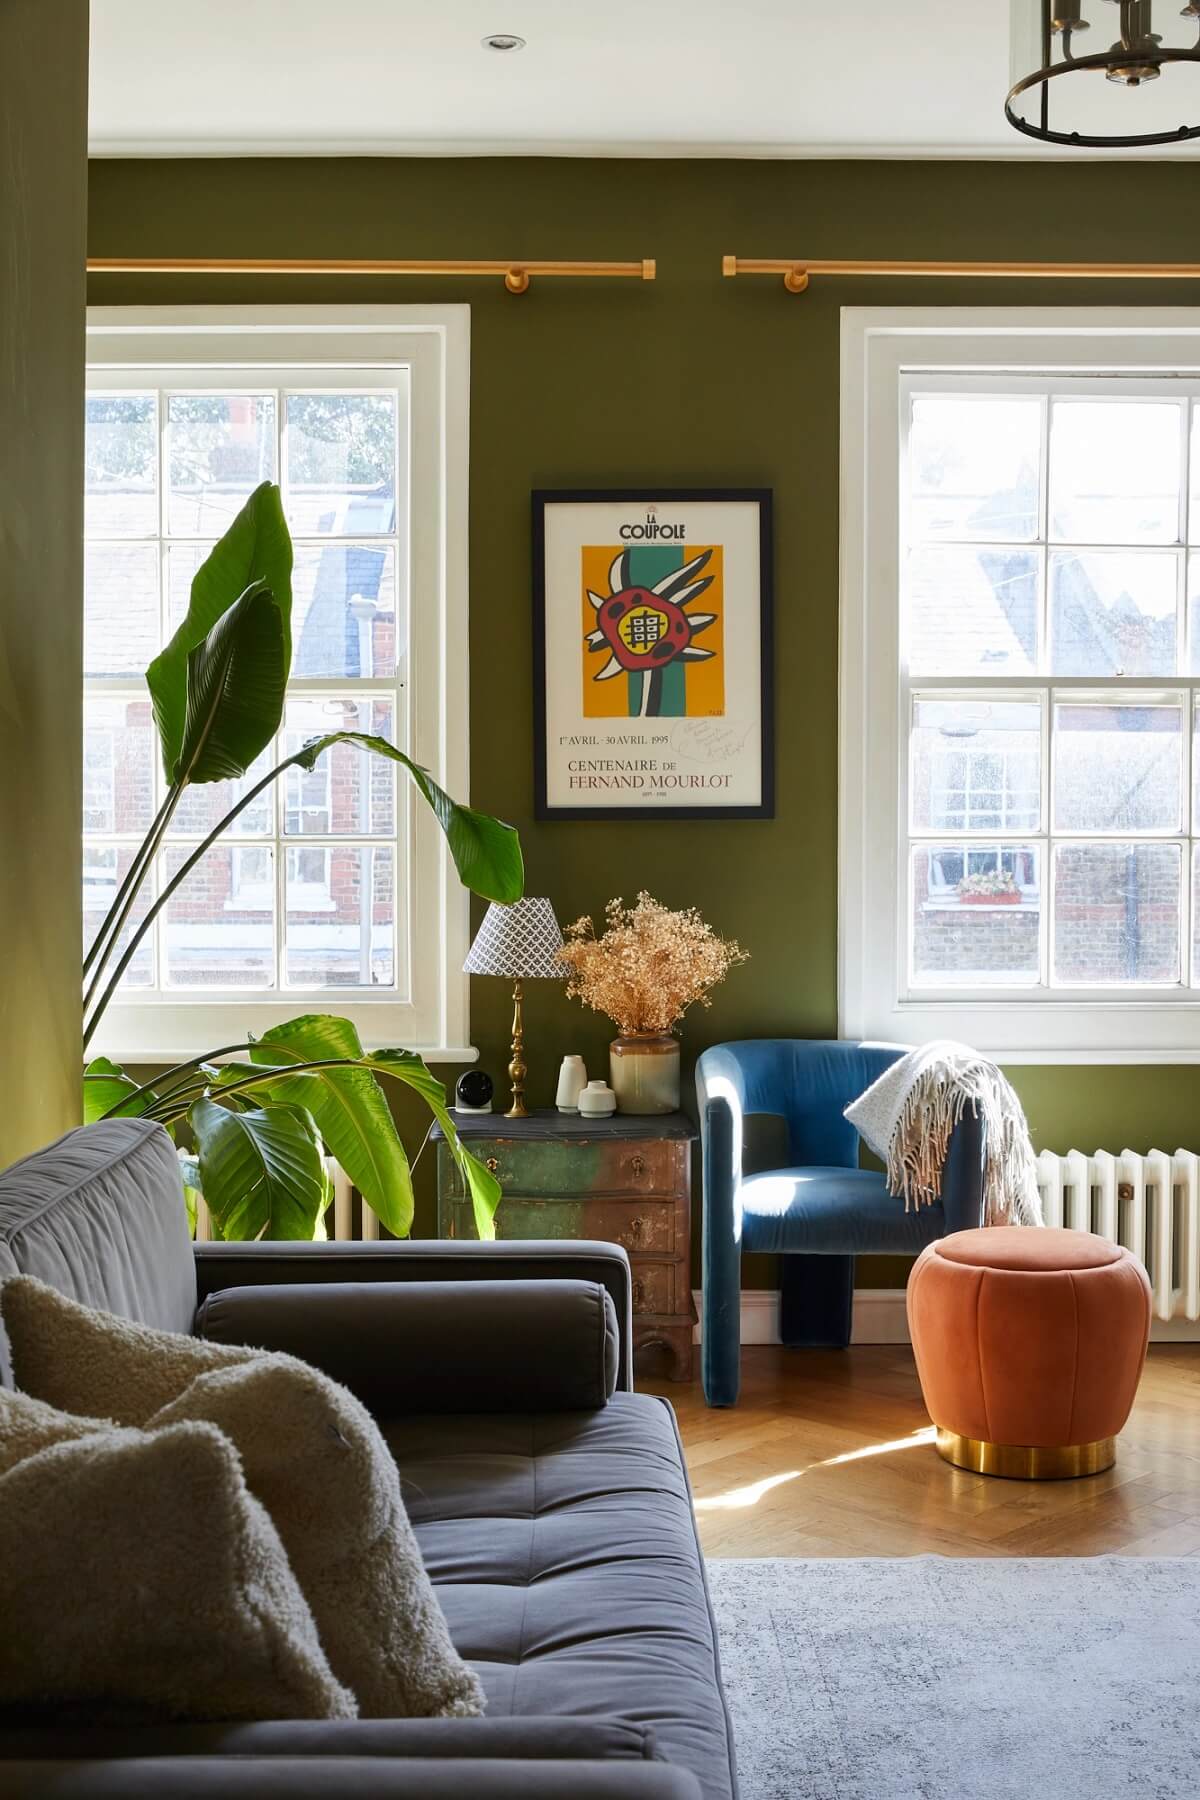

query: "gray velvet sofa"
left=0, top=1119, right=736, bottom=1800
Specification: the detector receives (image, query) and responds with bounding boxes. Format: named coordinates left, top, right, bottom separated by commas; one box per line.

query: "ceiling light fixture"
left=482, top=32, right=526, bottom=52
left=1007, top=0, right=1200, bottom=145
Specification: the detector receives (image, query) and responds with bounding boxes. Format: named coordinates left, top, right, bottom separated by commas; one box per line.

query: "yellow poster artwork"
left=579, top=542, right=725, bottom=719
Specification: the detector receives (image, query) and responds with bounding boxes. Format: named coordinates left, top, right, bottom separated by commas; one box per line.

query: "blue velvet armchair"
left=696, top=1040, right=987, bottom=1407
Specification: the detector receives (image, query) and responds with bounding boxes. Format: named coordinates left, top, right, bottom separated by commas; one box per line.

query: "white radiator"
left=1036, top=1148, right=1200, bottom=1324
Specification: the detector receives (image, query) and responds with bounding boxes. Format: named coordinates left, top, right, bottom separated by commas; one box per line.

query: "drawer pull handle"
left=629, top=1214, right=649, bottom=1243
left=630, top=1154, right=646, bottom=1177
left=485, top=1157, right=500, bottom=1174
left=633, top=1278, right=646, bottom=1310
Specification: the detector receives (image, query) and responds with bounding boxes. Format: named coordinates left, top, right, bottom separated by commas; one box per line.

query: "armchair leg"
left=780, top=1254, right=855, bottom=1349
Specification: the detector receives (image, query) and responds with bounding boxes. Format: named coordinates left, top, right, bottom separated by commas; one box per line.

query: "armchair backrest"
left=696, top=1039, right=907, bottom=1168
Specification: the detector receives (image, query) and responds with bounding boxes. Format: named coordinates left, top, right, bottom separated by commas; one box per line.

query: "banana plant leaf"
left=174, top=586, right=288, bottom=787
left=246, top=1015, right=415, bottom=1239
left=190, top=1097, right=328, bottom=1241
left=177, top=1151, right=205, bottom=1239
left=367, top=1049, right=502, bottom=1240
left=292, top=732, right=523, bottom=905
left=148, top=482, right=293, bottom=781
left=83, top=1057, right=156, bottom=1124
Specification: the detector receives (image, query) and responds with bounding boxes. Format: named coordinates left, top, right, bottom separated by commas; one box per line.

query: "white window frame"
left=840, top=306, right=1200, bottom=1064
left=86, top=305, right=473, bottom=1064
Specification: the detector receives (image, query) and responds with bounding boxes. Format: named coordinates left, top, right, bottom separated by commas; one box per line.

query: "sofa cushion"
left=0, top=1120, right=193, bottom=1385
left=2, top=1278, right=482, bottom=1722
left=0, top=1389, right=355, bottom=1723
left=385, top=1392, right=736, bottom=1800
left=0, top=1272, right=254, bottom=1422
left=152, top=1359, right=483, bottom=1720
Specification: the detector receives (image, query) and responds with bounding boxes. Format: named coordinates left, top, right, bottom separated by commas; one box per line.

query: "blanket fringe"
left=886, top=1056, right=1042, bottom=1228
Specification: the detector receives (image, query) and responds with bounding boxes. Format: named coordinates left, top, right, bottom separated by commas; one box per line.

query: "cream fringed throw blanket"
left=843, top=1041, right=1044, bottom=1227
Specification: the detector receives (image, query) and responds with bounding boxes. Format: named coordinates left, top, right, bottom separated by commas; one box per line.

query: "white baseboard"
left=691, top=1289, right=1200, bottom=1346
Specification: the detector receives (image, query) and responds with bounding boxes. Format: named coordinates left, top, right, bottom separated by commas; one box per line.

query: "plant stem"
left=82, top=758, right=294, bottom=1053
left=99, top=1043, right=258, bottom=1120
left=82, top=789, right=175, bottom=981
left=82, top=783, right=184, bottom=1039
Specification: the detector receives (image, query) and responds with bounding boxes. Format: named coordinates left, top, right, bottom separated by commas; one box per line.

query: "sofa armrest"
left=193, top=1239, right=634, bottom=1391
left=195, top=1279, right=619, bottom=1413
left=0, top=1759, right=703, bottom=1799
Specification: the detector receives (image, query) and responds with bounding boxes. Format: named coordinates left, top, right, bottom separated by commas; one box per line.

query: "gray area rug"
left=706, top=1556, right=1198, bottom=1800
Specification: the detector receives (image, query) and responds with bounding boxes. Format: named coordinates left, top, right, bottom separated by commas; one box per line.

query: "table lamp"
left=463, top=897, right=564, bottom=1118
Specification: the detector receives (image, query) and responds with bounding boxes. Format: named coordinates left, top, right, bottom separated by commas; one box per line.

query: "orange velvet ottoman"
left=907, top=1227, right=1151, bottom=1479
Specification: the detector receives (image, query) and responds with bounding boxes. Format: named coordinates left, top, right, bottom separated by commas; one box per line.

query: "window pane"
left=911, top=698, right=1040, bottom=833
left=163, top=846, right=275, bottom=989
left=1049, top=400, right=1182, bottom=544
left=167, top=742, right=276, bottom=840
left=911, top=845, right=1040, bottom=986
left=282, top=698, right=396, bottom=838
left=167, top=395, right=276, bottom=536
left=285, top=845, right=394, bottom=988
left=1053, top=700, right=1182, bottom=833
left=905, top=547, right=1038, bottom=676
left=167, top=543, right=214, bottom=635
left=1053, top=843, right=1181, bottom=985
left=291, top=545, right=397, bottom=678
left=83, top=846, right=155, bottom=990
left=284, top=394, right=396, bottom=537
left=85, top=544, right=160, bottom=677
left=1183, top=553, right=1200, bottom=676
left=908, top=397, right=1040, bottom=541
left=83, top=697, right=157, bottom=836
left=1049, top=550, right=1178, bottom=677
left=85, top=394, right=157, bottom=538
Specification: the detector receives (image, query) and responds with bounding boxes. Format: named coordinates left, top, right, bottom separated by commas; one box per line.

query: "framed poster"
left=532, top=488, right=773, bottom=820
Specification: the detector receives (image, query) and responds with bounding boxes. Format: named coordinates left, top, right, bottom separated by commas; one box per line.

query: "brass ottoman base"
left=935, top=1428, right=1116, bottom=1481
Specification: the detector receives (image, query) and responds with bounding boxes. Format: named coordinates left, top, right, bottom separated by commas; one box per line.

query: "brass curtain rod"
left=86, top=256, right=655, bottom=294
left=723, top=254, right=1200, bottom=294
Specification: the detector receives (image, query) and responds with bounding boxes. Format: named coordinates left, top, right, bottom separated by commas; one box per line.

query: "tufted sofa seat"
left=390, top=1403, right=733, bottom=1786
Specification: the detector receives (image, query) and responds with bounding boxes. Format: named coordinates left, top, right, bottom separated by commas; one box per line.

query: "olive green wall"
left=88, top=156, right=1200, bottom=1287
left=1, top=3, right=88, bottom=1163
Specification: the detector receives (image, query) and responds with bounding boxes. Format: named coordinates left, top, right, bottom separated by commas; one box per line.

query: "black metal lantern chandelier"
left=1007, top=0, right=1200, bottom=146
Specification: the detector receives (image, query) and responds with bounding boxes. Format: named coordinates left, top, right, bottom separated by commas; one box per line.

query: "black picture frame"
left=532, top=488, right=774, bottom=821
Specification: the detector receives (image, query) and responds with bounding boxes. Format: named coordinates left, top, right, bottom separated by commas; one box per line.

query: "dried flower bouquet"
left=558, top=892, right=748, bottom=1036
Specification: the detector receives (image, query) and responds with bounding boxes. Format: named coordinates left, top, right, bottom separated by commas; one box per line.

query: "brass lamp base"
left=505, top=978, right=528, bottom=1118
left=936, top=1428, right=1116, bottom=1481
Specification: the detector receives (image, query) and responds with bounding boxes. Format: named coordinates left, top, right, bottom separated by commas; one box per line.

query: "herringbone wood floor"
left=642, top=1344, right=1200, bottom=1558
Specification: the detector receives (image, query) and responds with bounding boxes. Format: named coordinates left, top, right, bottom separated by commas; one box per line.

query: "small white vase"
left=556, top=1054, right=587, bottom=1113
left=578, top=1078, right=617, bottom=1118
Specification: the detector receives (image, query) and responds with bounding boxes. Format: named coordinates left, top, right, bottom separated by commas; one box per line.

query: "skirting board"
left=691, top=1289, right=1200, bottom=1345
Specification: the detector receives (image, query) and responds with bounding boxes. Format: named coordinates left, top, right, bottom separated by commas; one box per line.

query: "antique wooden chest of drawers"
left=433, top=1108, right=697, bottom=1380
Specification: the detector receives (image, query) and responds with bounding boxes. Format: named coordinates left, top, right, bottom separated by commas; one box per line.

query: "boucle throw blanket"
left=844, top=1040, right=1043, bottom=1227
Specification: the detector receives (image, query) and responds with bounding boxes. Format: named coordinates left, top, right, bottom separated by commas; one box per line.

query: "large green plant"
left=83, top=482, right=521, bottom=1242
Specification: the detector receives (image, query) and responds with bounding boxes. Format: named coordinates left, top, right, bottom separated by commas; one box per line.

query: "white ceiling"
left=88, top=0, right=1200, bottom=158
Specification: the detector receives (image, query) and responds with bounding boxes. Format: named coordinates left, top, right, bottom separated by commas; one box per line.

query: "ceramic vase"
left=608, top=1032, right=680, bottom=1115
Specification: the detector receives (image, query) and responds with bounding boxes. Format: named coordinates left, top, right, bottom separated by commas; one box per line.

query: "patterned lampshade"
left=463, top=897, right=565, bottom=980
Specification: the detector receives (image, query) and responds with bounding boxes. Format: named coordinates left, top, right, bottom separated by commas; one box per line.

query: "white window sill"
left=98, top=1043, right=480, bottom=1068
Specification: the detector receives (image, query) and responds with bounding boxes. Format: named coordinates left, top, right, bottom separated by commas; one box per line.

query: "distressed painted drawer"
left=630, top=1260, right=675, bottom=1318
left=440, top=1195, right=677, bottom=1255
left=441, top=1137, right=686, bottom=1202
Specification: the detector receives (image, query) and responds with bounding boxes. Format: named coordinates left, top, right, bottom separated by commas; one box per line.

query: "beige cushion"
left=1, top=1275, right=484, bottom=1721
left=0, top=1388, right=356, bottom=1722
left=1, top=1271, right=254, bottom=1422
